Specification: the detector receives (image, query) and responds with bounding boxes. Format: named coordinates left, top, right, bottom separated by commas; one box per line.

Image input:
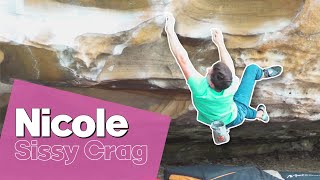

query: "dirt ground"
left=213, top=151, right=320, bottom=172
left=158, top=150, right=320, bottom=179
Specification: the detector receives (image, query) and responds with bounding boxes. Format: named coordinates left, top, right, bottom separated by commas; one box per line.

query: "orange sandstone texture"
left=0, top=0, right=319, bottom=122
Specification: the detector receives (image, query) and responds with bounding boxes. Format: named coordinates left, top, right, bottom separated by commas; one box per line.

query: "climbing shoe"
left=257, top=104, right=269, bottom=123
left=263, top=65, right=283, bottom=79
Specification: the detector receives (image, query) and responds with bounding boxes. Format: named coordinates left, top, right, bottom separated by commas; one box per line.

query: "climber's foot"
left=256, top=104, right=269, bottom=123
left=263, top=65, right=283, bottom=79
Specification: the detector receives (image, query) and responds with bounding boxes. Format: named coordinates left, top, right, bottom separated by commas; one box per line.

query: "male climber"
left=165, top=14, right=283, bottom=145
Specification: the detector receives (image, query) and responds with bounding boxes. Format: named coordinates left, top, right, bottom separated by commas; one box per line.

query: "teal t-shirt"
left=187, top=74, right=240, bottom=126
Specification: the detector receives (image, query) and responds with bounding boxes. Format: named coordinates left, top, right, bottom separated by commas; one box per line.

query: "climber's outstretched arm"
left=165, top=14, right=202, bottom=80
left=211, top=28, right=236, bottom=77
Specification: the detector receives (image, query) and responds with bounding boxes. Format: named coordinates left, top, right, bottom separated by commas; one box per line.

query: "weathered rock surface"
left=0, top=0, right=319, bottom=121
left=0, top=0, right=320, bottom=165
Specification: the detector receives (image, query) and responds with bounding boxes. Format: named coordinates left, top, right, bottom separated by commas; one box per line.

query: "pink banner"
left=0, top=80, right=170, bottom=180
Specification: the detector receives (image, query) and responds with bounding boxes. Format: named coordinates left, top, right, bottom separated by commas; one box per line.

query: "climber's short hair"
left=210, top=62, right=232, bottom=91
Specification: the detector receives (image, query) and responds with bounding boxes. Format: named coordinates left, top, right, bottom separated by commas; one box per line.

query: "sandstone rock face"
left=0, top=0, right=318, bottom=122
left=0, top=0, right=320, bottom=163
